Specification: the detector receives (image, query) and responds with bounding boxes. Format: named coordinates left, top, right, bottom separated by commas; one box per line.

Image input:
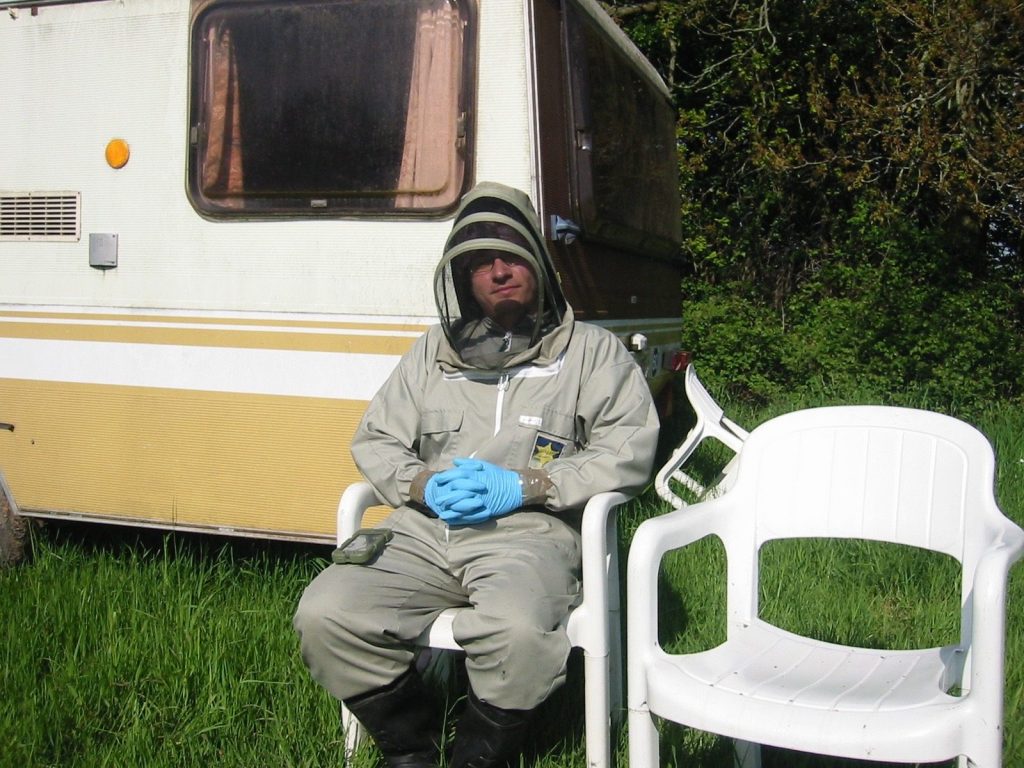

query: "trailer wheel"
left=0, top=487, right=27, bottom=567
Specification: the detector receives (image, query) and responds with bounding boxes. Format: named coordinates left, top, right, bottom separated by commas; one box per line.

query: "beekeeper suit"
left=294, top=182, right=659, bottom=768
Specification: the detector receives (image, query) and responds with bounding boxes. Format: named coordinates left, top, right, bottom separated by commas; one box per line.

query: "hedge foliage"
left=612, top=0, right=1024, bottom=414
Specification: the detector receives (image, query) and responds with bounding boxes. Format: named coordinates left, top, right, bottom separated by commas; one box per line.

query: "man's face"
left=466, top=250, right=537, bottom=330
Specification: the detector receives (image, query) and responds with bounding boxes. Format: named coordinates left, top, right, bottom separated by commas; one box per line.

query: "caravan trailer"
left=0, top=0, right=683, bottom=555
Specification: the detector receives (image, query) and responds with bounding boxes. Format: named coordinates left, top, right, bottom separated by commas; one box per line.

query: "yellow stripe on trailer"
left=0, top=313, right=416, bottom=539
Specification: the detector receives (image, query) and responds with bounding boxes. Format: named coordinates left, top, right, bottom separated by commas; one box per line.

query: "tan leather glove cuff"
left=518, top=469, right=553, bottom=506
left=409, top=469, right=436, bottom=506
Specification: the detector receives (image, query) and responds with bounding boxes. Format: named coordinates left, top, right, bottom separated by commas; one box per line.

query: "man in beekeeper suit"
left=295, top=181, right=658, bottom=767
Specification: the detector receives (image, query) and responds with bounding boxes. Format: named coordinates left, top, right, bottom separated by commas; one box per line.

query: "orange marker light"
left=105, top=138, right=130, bottom=169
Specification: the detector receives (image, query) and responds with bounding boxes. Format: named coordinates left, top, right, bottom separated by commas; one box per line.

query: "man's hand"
left=425, top=458, right=523, bottom=526
left=424, top=465, right=486, bottom=519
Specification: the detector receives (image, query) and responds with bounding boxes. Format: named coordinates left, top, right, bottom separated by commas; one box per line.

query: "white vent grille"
left=0, top=192, right=81, bottom=242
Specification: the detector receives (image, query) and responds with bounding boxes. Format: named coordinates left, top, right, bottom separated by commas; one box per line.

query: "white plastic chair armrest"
left=569, top=491, right=630, bottom=655
left=336, top=481, right=380, bottom=545
left=579, top=491, right=630, bottom=588
left=634, top=496, right=733, bottom=563
left=626, top=497, right=733, bottom=652
left=967, top=520, right=1024, bottom=698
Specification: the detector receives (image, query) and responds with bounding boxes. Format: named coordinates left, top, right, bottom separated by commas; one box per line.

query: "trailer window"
left=565, top=4, right=680, bottom=256
left=188, top=0, right=475, bottom=216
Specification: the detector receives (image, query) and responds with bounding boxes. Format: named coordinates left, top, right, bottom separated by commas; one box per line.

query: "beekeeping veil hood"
left=434, top=182, right=573, bottom=371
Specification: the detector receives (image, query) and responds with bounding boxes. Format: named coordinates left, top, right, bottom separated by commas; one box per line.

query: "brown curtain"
left=396, top=1, right=464, bottom=209
left=201, top=24, right=245, bottom=205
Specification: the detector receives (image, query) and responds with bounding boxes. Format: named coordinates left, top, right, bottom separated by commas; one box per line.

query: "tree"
left=607, top=0, right=1024, bottom=410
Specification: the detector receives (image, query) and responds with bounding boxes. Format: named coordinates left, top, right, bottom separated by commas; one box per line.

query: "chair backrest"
left=721, top=406, right=1003, bottom=635
left=655, top=364, right=748, bottom=508
left=732, top=406, right=998, bottom=557
left=685, top=363, right=727, bottom=432
left=682, top=364, right=749, bottom=454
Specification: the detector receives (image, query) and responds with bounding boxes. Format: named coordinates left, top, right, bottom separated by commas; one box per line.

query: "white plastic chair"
left=628, top=405, right=1024, bottom=768
left=655, top=364, right=748, bottom=509
left=337, top=481, right=631, bottom=768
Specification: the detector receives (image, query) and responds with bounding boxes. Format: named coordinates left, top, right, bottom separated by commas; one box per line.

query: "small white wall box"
left=89, top=233, right=118, bottom=268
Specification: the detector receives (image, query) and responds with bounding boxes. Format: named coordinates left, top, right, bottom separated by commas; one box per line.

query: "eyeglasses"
left=466, top=252, right=530, bottom=276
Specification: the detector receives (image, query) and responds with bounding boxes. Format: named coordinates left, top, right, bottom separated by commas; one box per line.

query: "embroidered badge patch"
left=530, top=435, right=566, bottom=468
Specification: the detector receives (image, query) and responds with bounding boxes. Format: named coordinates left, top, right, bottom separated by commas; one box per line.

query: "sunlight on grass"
left=0, top=532, right=351, bottom=768
left=1, top=402, right=1022, bottom=767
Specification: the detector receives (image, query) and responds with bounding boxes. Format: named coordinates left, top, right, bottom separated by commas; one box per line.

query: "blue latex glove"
left=424, top=466, right=486, bottom=518
left=435, top=458, right=523, bottom=526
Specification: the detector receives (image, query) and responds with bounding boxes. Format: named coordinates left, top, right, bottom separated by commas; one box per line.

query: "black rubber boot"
left=343, top=669, right=442, bottom=768
left=449, top=689, right=534, bottom=768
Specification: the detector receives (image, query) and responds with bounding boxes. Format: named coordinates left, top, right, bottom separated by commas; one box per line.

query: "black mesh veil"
left=433, top=184, right=568, bottom=369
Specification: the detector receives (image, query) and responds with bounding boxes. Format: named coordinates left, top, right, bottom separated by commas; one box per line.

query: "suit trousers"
left=293, top=505, right=583, bottom=710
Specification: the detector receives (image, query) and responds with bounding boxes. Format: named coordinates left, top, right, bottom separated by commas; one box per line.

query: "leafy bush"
left=681, top=194, right=1024, bottom=412
left=618, top=0, right=1024, bottom=413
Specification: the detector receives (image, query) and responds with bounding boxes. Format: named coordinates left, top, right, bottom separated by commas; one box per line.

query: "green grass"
left=2, top=401, right=1023, bottom=767
left=0, top=530, right=346, bottom=767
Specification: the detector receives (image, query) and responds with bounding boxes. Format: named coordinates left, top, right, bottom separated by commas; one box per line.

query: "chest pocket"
left=419, top=409, right=464, bottom=465
left=524, top=408, right=579, bottom=470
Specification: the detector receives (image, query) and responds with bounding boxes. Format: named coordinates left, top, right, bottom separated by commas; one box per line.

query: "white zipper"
left=494, top=373, right=510, bottom=435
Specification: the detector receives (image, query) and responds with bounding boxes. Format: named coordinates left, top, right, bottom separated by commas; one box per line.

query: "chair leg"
left=341, top=701, right=364, bottom=760
left=608, top=642, right=623, bottom=729
left=607, top=617, right=624, bottom=729
left=627, top=708, right=660, bottom=768
left=961, top=727, right=1004, bottom=767
left=583, top=652, right=611, bottom=768
left=733, top=739, right=762, bottom=768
